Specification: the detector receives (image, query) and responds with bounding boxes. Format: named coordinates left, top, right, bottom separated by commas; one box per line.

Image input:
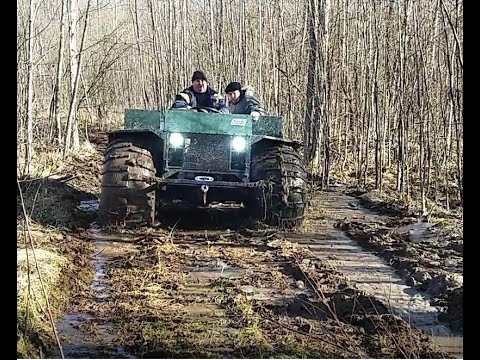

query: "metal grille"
left=183, top=134, right=230, bottom=171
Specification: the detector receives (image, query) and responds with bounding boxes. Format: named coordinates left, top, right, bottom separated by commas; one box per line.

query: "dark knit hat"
left=192, top=70, right=207, bottom=82
left=225, top=81, right=242, bottom=93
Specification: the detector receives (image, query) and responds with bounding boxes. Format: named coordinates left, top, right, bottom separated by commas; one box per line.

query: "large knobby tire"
left=99, top=140, right=156, bottom=227
left=250, top=144, right=308, bottom=229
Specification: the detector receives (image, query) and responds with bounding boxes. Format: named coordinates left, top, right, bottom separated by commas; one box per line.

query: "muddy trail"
left=44, top=193, right=463, bottom=359
left=22, top=133, right=460, bottom=359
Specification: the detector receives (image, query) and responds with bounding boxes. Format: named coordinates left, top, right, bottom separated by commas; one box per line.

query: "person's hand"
left=251, top=111, right=260, bottom=121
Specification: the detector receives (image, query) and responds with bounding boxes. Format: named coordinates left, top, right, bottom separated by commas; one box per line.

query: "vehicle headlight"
left=169, top=132, right=184, bottom=148
left=231, top=136, right=247, bottom=152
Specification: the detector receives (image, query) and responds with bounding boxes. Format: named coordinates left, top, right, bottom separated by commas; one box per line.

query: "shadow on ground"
left=17, top=176, right=98, bottom=229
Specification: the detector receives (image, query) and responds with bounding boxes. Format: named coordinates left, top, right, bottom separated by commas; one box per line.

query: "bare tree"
left=24, top=0, right=37, bottom=175
left=16, top=0, right=463, bottom=213
left=52, top=0, right=66, bottom=146
left=63, top=0, right=91, bottom=156
left=303, top=0, right=318, bottom=168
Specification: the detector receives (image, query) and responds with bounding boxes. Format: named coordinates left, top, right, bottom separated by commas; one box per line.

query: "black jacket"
left=171, top=85, right=227, bottom=111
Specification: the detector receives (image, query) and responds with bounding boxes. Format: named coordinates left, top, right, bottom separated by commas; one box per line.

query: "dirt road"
left=19, top=135, right=461, bottom=359
left=47, top=189, right=462, bottom=358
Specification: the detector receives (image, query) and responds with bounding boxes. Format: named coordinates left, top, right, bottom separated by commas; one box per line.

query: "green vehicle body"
left=100, top=108, right=308, bottom=228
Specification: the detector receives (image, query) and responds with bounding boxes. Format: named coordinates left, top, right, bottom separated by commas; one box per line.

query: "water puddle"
left=52, top=223, right=138, bottom=359
left=395, top=222, right=438, bottom=243
left=239, top=284, right=312, bottom=305
left=185, top=262, right=245, bottom=281
left=77, top=199, right=100, bottom=212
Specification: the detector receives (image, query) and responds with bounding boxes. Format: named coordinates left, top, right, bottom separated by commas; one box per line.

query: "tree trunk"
left=53, top=0, right=66, bottom=146
left=24, top=0, right=36, bottom=175
left=303, top=0, right=317, bottom=168
left=63, top=0, right=91, bottom=156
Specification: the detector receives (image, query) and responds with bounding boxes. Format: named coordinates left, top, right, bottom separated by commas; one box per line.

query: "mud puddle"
left=286, top=232, right=449, bottom=335
left=49, top=195, right=460, bottom=358
left=292, top=190, right=463, bottom=357
left=430, top=335, right=463, bottom=359
left=52, top=222, right=139, bottom=359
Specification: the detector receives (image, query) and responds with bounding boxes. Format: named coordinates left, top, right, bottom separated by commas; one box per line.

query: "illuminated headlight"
left=231, top=136, right=246, bottom=152
left=169, top=133, right=184, bottom=148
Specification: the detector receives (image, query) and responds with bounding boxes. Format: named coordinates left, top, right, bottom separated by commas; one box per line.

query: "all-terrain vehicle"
left=99, top=107, right=308, bottom=228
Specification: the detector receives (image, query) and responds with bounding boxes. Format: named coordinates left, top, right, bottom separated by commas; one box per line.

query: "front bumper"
left=161, top=178, right=258, bottom=188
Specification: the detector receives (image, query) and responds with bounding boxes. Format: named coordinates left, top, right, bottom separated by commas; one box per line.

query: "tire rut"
left=49, top=191, right=457, bottom=358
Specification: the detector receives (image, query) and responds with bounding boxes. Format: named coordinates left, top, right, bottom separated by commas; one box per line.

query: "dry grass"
left=17, top=244, right=68, bottom=358
left=16, top=141, right=101, bottom=358
left=17, top=140, right=98, bottom=179
left=17, top=248, right=67, bottom=292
